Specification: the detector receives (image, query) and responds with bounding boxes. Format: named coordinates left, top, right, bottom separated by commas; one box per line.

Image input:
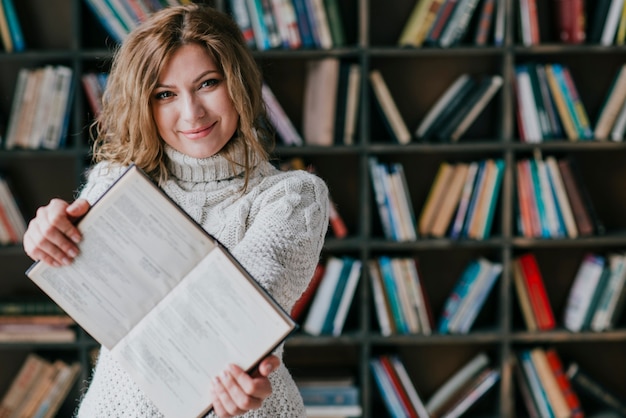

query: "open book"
left=26, top=164, right=297, bottom=418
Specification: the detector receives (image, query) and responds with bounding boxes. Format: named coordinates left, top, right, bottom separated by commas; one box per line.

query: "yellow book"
left=544, top=64, right=578, bottom=140
left=398, top=0, right=435, bottom=46
left=0, top=0, right=13, bottom=52
left=418, top=161, right=454, bottom=236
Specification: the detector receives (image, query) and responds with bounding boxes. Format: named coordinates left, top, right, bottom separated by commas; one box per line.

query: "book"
left=439, top=367, right=500, bottom=418
left=398, top=0, right=437, bottom=47
left=544, top=348, right=584, bottom=418
left=557, top=157, right=595, bottom=236
left=25, top=164, right=298, bottom=418
left=425, top=352, right=490, bottom=416
left=369, top=69, right=412, bottom=145
left=290, top=262, right=325, bottom=321
left=516, top=253, right=556, bottom=331
left=302, top=257, right=345, bottom=335
left=512, top=257, right=537, bottom=331
left=594, top=64, right=626, bottom=140
left=473, top=0, right=496, bottom=45
left=1, top=0, right=24, bottom=51
left=553, top=0, right=586, bottom=43
left=566, top=362, right=626, bottom=416
left=378, top=355, right=420, bottom=418
left=563, top=253, right=606, bottom=332
left=368, top=259, right=395, bottom=336
left=429, top=162, right=468, bottom=238
left=438, top=258, right=481, bottom=334
left=370, top=357, right=409, bottom=417
left=529, top=347, right=571, bottom=418
left=302, top=57, right=341, bottom=146
left=591, top=253, right=626, bottom=331
left=262, top=82, right=303, bottom=146
left=0, top=0, right=13, bottom=52
left=0, top=354, right=49, bottom=417
left=418, top=161, right=455, bottom=236
left=518, top=350, right=553, bottom=418
left=388, top=354, right=430, bottom=418
left=449, top=160, right=479, bottom=239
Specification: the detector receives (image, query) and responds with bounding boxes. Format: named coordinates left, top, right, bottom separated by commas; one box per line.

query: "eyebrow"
left=154, top=69, right=221, bottom=89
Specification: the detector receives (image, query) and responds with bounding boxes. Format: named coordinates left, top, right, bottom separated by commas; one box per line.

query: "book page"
left=113, top=247, right=295, bottom=418
left=27, top=166, right=216, bottom=348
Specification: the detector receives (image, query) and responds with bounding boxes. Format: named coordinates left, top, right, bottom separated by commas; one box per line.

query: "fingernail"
left=62, top=258, right=72, bottom=266
left=68, top=249, right=78, bottom=258
left=71, top=234, right=81, bottom=244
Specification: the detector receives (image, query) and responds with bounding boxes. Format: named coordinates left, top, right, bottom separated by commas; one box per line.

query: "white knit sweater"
left=74, top=146, right=329, bottom=417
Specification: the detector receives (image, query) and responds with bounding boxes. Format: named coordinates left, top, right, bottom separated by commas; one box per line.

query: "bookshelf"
left=1, top=0, right=626, bottom=416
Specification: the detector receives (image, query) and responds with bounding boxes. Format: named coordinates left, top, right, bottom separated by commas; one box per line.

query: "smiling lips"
left=181, top=122, right=215, bottom=139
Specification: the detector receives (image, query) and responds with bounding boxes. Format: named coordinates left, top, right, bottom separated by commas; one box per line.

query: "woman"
left=23, top=4, right=329, bottom=417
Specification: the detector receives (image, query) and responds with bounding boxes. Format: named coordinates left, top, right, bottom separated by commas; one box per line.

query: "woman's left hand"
left=209, top=355, right=280, bottom=417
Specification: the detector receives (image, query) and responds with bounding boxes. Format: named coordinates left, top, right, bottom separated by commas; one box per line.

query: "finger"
left=66, top=198, right=90, bottom=222
left=228, top=364, right=271, bottom=406
left=257, top=355, right=279, bottom=377
left=210, top=373, right=243, bottom=418
left=23, top=219, right=74, bottom=266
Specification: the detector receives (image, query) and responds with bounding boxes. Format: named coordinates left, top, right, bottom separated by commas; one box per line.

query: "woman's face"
left=151, top=43, right=239, bottom=159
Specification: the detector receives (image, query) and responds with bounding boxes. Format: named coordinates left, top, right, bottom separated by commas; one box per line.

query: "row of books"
left=228, top=0, right=344, bottom=51
left=0, top=0, right=24, bottom=52
left=399, top=0, right=505, bottom=48
left=564, top=252, right=626, bottom=333
left=0, top=176, right=26, bottom=246
left=0, top=353, right=81, bottom=418
left=516, top=63, right=593, bottom=142
left=372, top=352, right=499, bottom=418
left=0, top=299, right=76, bottom=343
left=420, top=159, right=504, bottom=240
left=513, top=252, right=626, bottom=334
left=365, top=255, right=502, bottom=337
left=3, top=66, right=73, bottom=150
left=515, top=346, right=626, bottom=417
left=522, top=0, right=626, bottom=46
left=514, top=156, right=602, bottom=239
left=83, top=0, right=191, bottom=44
left=300, top=256, right=362, bottom=337
left=374, top=71, right=502, bottom=145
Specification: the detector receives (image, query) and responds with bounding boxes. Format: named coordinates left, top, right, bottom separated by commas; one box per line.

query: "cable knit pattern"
left=75, top=146, right=329, bottom=417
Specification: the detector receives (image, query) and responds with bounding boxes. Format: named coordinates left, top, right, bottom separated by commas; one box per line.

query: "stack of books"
left=296, top=374, right=362, bottom=418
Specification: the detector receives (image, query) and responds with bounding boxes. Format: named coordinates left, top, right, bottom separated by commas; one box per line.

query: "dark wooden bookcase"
left=1, top=0, right=625, bottom=416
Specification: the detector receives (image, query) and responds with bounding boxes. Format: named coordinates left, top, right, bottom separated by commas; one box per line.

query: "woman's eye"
left=154, top=91, right=174, bottom=100
left=200, top=78, right=220, bottom=89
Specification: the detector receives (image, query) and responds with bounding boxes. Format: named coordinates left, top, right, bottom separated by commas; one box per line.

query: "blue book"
left=461, top=159, right=487, bottom=238
left=519, top=350, right=554, bottom=418
left=528, top=159, right=550, bottom=238
left=438, top=259, right=481, bottom=334
left=378, top=256, right=408, bottom=334
left=320, top=257, right=354, bottom=334
left=370, top=358, right=407, bottom=417
left=2, top=0, right=24, bottom=51
left=480, top=158, right=505, bottom=239
left=290, top=0, right=316, bottom=48
left=299, top=385, right=360, bottom=406
left=454, top=260, right=502, bottom=333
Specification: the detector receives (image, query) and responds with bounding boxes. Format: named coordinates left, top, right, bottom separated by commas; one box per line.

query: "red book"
left=290, top=263, right=325, bottom=321
left=545, top=348, right=585, bottom=418
left=378, top=355, right=419, bottom=418
left=517, top=253, right=556, bottom=330
left=554, top=0, right=586, bottom=44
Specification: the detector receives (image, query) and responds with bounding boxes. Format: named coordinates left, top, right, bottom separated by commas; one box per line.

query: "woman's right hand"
left=23, top=198, right=90, bottom=267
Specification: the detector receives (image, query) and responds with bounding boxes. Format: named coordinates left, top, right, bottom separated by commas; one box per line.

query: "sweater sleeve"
left=230, top=171, right=330, bottom=314
left=76, top=162, right=129, bottom=204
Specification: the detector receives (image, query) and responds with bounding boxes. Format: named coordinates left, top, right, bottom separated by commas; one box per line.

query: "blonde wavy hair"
left=91, top=3, right=273, bottom=187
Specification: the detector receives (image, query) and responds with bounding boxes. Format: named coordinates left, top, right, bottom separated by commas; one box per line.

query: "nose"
left=182, top=93, right=206, bottom=121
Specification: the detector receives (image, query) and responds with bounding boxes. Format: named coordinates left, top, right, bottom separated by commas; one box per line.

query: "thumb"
left=66, top=199, right=90, bottom=221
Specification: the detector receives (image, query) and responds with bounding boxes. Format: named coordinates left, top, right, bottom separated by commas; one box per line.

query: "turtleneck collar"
left=165, top=145, right=246, bottom=183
